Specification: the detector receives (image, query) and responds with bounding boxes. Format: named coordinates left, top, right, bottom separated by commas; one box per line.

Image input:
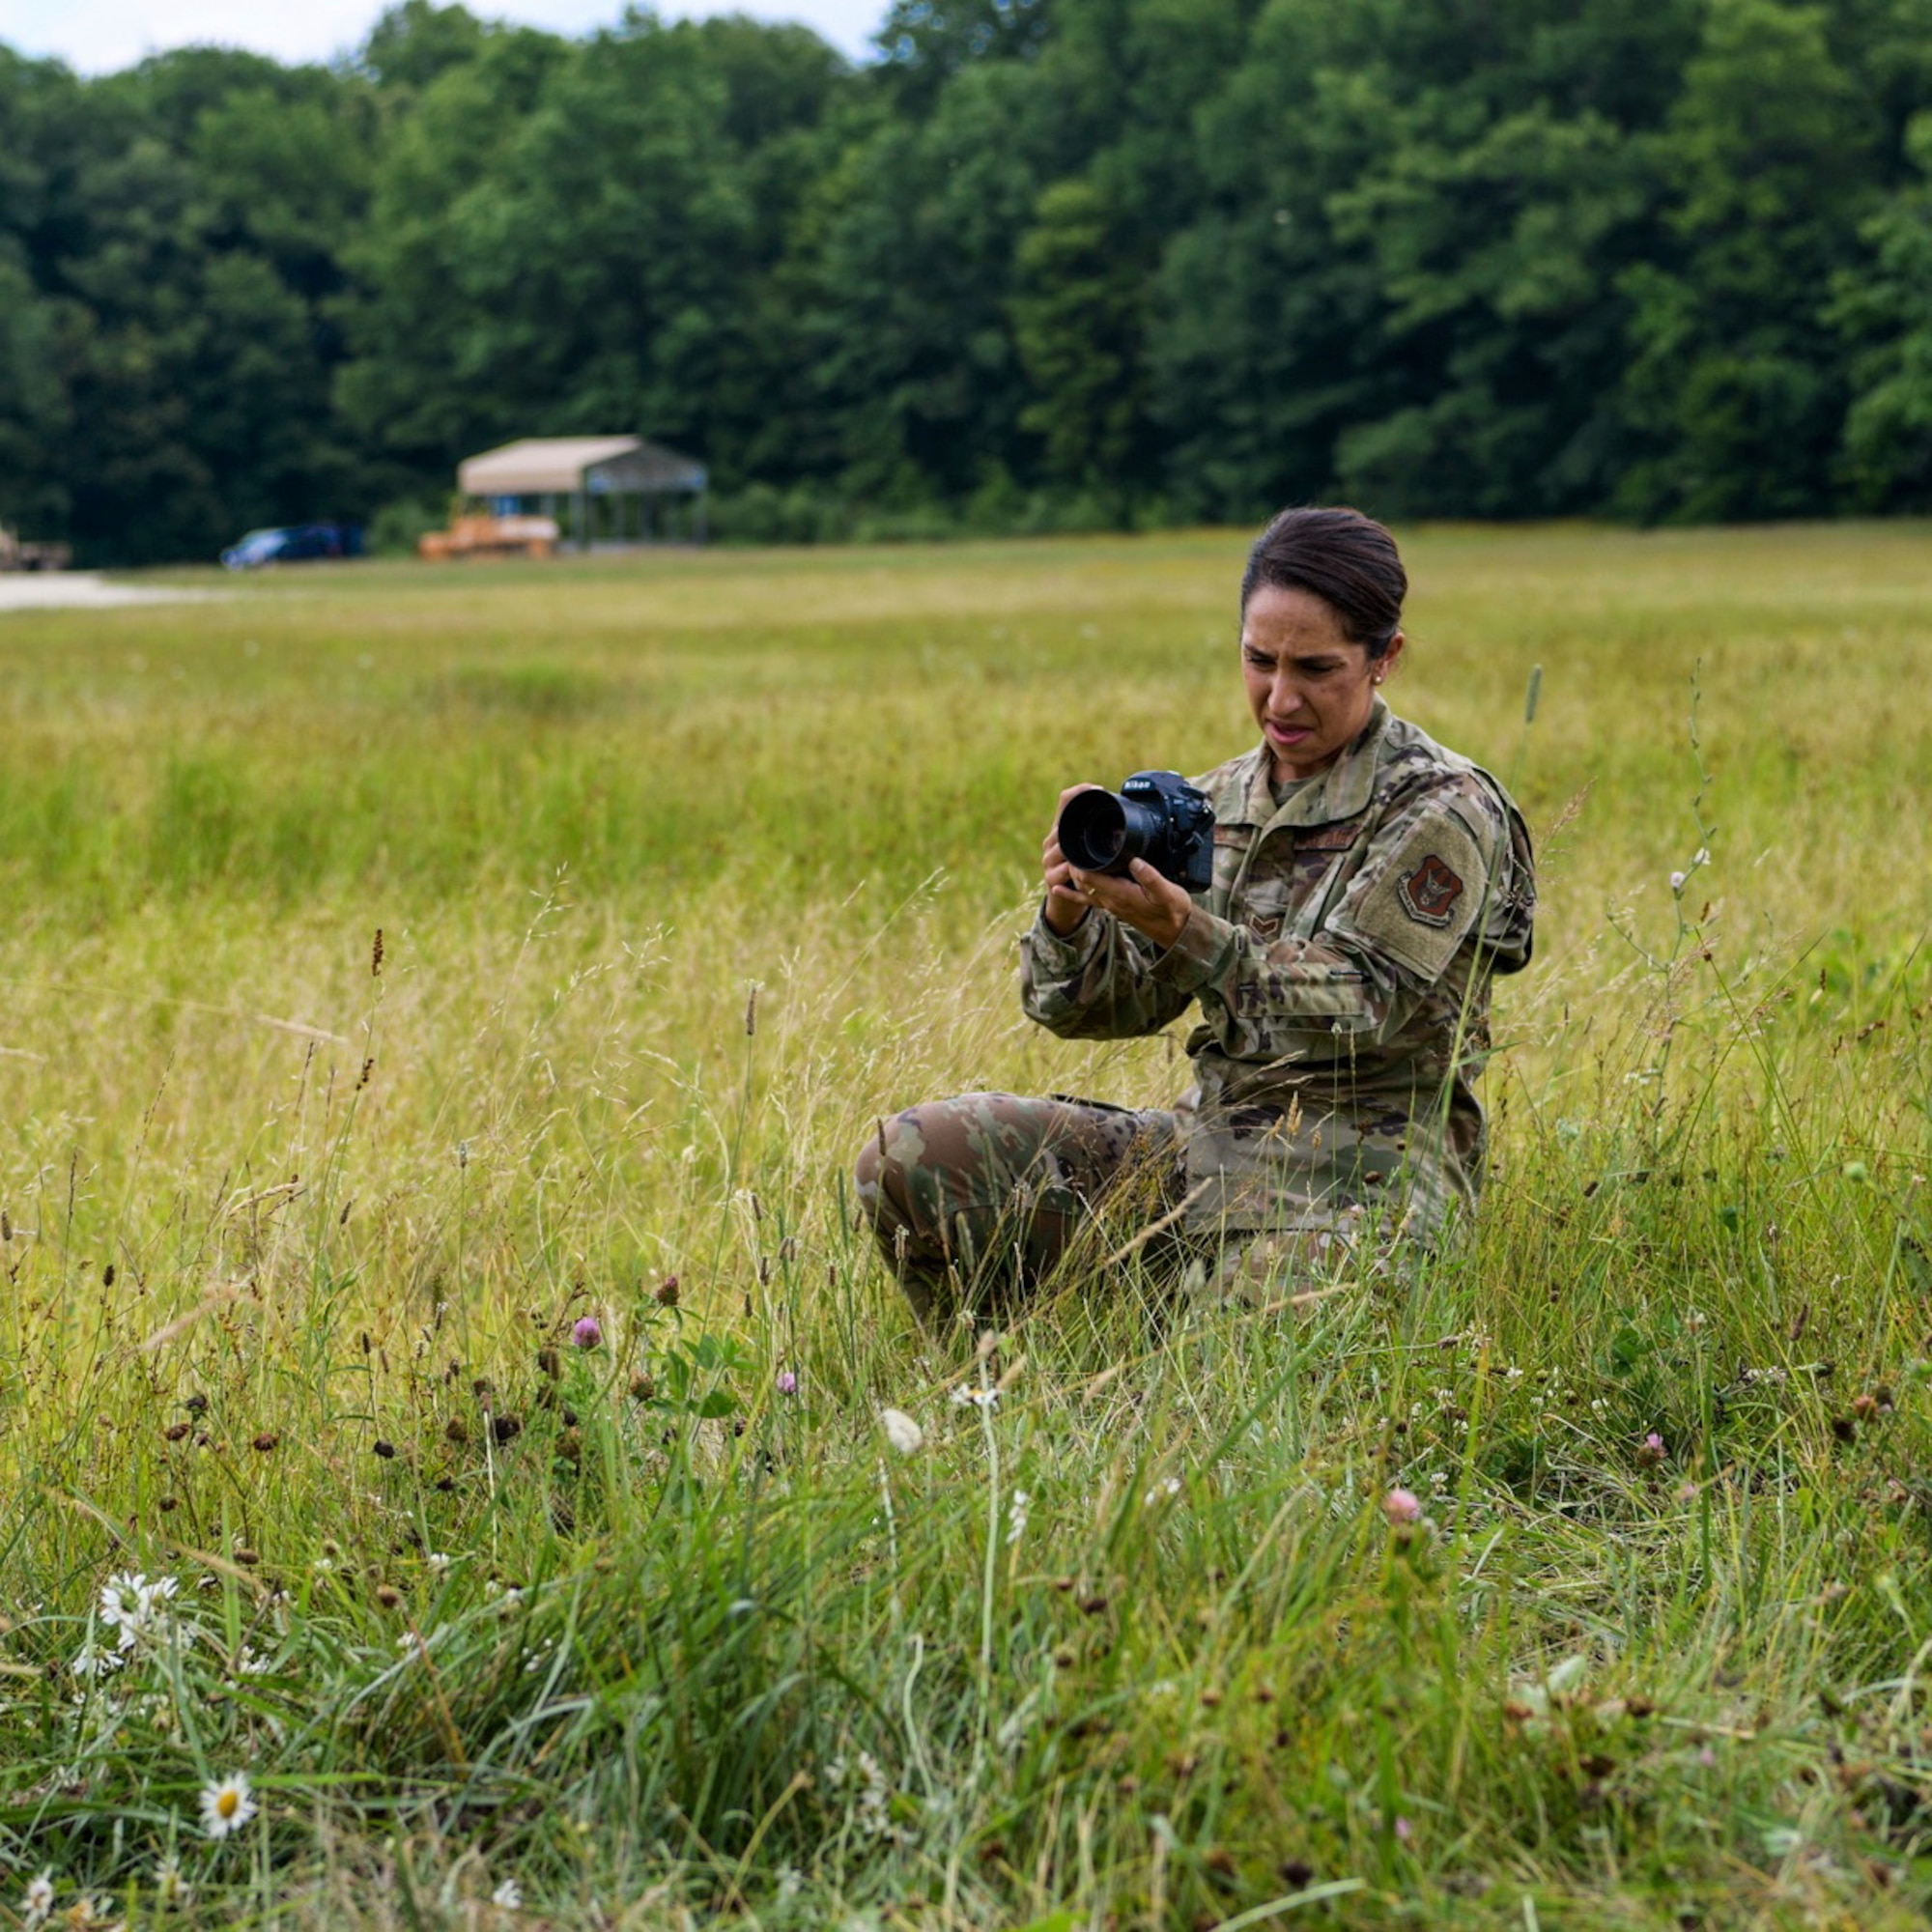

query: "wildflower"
left=426, top=1552, right=452, bottom=1573
left=23, top=1871, right=54, bottom=1927
left=1638, top=1432, right=1665, bottom=1466
left=1144, top=1477, right=1182, bottom=1505
left=1675, top=1481, right=1699, bottom=1503
left=571, top=1316, right=602, bottom=1350
left=154, top=1859, right=190, bottom=1907
left=99, top=1572, right=180, bottom=1651
left=1006, top=1490, right=1031, bottom=1546
left=879, top=1408, right=923, bottom=1454
left=950, top=1383, right=999, bottom=1409
left=1382, top=1488, right=1422, bottom=1524
left=843, top=1750, right=908, bottom=1840
left=198, top=1770, right=259, bottom=1839
left=775, top=1370, right=798, bottom=1395
left=1669, top=870, right=1687, bottom=895
left=71, top=1643, right=125, bottom=1679
left=99, top=1569, right=143, bottom=1615
left=491, top=1879, right=523, bottom=1909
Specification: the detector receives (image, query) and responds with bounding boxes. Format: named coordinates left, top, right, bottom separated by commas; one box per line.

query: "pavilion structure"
left=455, top=437, right=708, bottom=550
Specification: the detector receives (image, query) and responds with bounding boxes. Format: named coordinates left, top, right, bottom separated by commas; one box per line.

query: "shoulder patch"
left=1398, top=853, right=1464, bottom=928
left=1340, top=806, right=1490, bottom=982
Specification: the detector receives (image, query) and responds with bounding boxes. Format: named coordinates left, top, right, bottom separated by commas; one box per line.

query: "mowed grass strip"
left=0, top=525, right=1928, bottom=1927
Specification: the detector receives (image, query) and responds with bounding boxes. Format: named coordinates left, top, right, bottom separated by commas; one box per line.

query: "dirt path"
left=0, top=573, right=223, bottom=611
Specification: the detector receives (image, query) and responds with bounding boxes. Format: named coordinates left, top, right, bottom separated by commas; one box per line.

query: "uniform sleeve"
left=1144, top=787, right=1507, bottom=1051
left=1019, top=902, right=1199, bottom=1040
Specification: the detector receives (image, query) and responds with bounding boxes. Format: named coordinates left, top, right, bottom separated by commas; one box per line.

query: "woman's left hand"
left=1067, top=857, right=1193, bottom=952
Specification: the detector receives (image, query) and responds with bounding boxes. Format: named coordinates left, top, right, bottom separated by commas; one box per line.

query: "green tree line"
left=4, top=0, right=1932, bottom=562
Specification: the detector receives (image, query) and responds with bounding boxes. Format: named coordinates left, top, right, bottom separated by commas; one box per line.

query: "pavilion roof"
left=457, top=437, right=704, bottom=496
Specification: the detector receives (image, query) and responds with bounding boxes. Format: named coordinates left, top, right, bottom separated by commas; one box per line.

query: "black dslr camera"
left=1056, top=771, right=1215, bottom=893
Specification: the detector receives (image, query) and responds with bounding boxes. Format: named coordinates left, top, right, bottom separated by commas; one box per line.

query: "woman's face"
left=1240, top=582, right=1402, bottom=782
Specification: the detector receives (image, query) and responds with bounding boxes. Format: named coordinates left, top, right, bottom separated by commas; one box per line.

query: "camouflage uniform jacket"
left=1020, top=699, right=1535, bottom=1238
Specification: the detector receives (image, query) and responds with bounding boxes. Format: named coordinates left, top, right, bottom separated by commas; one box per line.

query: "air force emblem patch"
left=1398, top=853, right=1464, bottom=928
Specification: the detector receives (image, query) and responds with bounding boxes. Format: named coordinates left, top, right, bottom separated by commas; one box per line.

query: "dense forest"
left=3, top=0, right=1932, bottom=562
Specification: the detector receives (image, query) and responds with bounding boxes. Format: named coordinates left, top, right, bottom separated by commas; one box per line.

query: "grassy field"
left=2, top=524, right=1930, bottom=1929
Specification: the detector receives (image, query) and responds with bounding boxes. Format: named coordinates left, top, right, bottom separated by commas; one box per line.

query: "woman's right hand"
left=1041, top=784, right=1102, bottom=936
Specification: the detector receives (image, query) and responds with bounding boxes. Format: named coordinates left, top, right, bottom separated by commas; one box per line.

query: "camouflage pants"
left=853, top=1092, right=1187, bottom=1324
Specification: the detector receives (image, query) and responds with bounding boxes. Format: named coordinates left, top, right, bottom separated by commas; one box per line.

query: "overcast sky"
left=0, top=0, right=886, bottom=73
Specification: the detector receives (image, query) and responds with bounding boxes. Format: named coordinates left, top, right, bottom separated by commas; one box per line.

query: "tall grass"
left=0, top=526, right=1929, bottom=1927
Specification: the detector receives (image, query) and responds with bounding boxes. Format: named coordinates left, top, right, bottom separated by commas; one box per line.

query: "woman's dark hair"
left=1239, top=506, right=1406, bottom=660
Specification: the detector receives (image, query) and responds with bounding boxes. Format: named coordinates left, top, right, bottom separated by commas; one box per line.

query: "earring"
left=1372, top=674, right=1383, bottom=685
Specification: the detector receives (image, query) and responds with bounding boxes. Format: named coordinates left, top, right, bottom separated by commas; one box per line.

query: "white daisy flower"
left=491, top=1878, right=523, bottom=1909
left=198, top=1769, right=259, bottom=1839
left=99, top=1570, right=185, bottom=1657
left=99, top=1571, right=146, bottom=1627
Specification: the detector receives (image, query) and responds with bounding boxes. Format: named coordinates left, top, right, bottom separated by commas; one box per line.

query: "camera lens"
left=1059, top=789, right=1164, bottom=875
left=1058, top=790, right=1127, bottom=870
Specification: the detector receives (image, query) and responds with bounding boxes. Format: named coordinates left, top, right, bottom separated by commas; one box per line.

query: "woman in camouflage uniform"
left=855, top=507, right=1535, bottom=1324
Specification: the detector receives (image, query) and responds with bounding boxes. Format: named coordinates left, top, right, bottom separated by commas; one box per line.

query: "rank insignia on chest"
left=1247, top=912, right=1284, bottom=944
left=1398, top=853, right=1464, bottom=927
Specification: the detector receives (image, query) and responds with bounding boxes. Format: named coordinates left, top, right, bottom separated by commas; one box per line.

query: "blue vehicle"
left=220, top=523, right=364, bottom=570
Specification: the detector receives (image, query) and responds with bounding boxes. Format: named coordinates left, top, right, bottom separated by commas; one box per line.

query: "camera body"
left=1057, top=770, right=1215, bottom=894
